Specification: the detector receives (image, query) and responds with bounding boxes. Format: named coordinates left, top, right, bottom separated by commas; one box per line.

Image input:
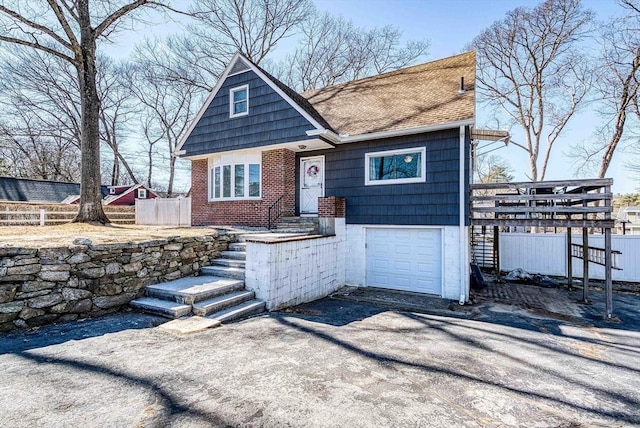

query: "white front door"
left=300, top=156, right=324, bottom=215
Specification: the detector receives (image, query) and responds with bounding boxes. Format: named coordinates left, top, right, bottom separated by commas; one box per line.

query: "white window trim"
left=365, top=146, right=427, bottom=186
left=229, top=85, right=249, bottom=118
left=137, top=188, right=147, bottom=199
left=209, top=162, right=261, bottom=201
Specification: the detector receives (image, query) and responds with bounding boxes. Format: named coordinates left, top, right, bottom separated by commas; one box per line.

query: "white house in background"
left=617, top=206, right=640, bottom=235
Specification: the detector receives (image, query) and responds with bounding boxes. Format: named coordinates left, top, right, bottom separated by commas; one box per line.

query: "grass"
left=0, top=223, right=220, bottom=248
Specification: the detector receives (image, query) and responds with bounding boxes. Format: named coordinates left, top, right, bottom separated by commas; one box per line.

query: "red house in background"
left=102, top=184, right=159, bottom=206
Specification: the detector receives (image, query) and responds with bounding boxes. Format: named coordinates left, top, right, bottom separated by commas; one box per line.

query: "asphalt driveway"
left=0, top=295, right=639, bottom=427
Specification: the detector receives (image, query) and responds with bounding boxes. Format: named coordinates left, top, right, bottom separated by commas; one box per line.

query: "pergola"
left=470, top=178, right=617, bottom=319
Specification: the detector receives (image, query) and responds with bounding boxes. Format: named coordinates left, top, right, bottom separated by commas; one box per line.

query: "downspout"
left=459, top=125, right=467, bottom=305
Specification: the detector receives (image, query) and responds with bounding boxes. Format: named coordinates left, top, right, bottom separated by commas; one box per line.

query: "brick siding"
left=191, top=148, right=296, bottom=227
left=318, top=196, right=346, bottom=218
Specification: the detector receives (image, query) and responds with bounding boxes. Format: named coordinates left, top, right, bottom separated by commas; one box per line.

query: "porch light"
left=298, top=144, right=307, bottom=150
left=404, top=155, right=413, bottom=163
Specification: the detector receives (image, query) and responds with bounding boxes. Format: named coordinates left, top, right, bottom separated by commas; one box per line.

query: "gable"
left=180, top=69, right=320, bottom=157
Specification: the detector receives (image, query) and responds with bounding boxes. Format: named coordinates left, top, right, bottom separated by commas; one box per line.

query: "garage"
left=365, top=228, right=442, bottom=295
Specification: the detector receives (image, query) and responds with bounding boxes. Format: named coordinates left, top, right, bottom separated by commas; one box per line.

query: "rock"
left=69, top=299, right=92, bottom=313
left=0, top=267, right=6, bottom=277
left=179, top=247, right=196, bottom=259
left=39, top=248, right=70, bottom=264
left=0, top=274, right=34, bottom=282
left=50, top=302, right=73, bottom=314
left=7, top=264, right=41, bottom=275
left=67, top=253, right=91, bottom=264
left=62, top=287, right=93, bottom=301
left=39, top=270, right=71, bottom=282
left=0, top=301, right=24, bottom=314
left=97, top=282, right=121, bottom=296
left=163, top=243, right=183, bottom=251
left=123, top=261, right=143, bottom=273
left=0, top=312, right=18, bottom=323
left=26, top=314, right=58, bottom=327
left=66, top=277, right=79, bottom=288
left=12, top=319, right=28, bottom=329
left=69, top=244, right=88, bottom=253
left=13, top=258, right=39, bottom=266
left=105, top=263, right=121, bottom=275
left=0, top=321, right=16, bottom=332
left=20, top=281, right=55, bottom=293
left=0, top=259, right=15, bottom=267
left=58, top=314, right=79, bottom=322
left=81, top=267, right=105, bottom=279
left=28, top=293, right=63, bottom=309
left=19, top=307, right=46, bottom=320
left=0, top=284, right=17, bottom=303
left=136, top=268, right=149, bottom=278
left=73, top=237, right=92, bottom=246
left=15, top=290, right=50, bottom=299
left=0, top=248, right=34, bottom=257
left=92, top=293, right=134, bottom=309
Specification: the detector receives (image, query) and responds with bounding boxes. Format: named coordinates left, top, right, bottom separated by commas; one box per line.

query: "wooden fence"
left=135, top=197, right=191, bottom=226
left=0, top=206, right=135, bottom=226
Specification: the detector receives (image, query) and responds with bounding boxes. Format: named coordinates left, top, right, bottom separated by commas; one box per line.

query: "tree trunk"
left=74, top=1, right=109, bottom=224
left=167, top=155, right=176, bottom=197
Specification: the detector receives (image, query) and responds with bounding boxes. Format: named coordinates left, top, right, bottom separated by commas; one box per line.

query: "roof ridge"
left=301, top=50, right=475, bottom=96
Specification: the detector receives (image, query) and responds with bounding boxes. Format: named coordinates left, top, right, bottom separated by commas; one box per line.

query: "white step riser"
left=212, top=258, right=246, bottom=268
left=192, top=291, right=255, bottom=317
left=147, top=280, right=244, bottom=305
left=130, top=298, right=191, bottom=319
left=200, top=266, right=246, bottom=280
left=220, top=251, right=246, bottom=260
left=208, top=300, right=266, bottom=323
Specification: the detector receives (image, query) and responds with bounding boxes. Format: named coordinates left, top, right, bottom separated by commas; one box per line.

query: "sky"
left=108, top=0, right=636, bottom=194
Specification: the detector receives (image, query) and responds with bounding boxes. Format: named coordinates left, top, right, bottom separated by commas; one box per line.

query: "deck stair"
left=131, top=233, right=264, bottom=324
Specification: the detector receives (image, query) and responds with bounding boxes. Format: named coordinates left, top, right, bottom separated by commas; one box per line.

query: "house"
left=0, top=177, right=155, bottom=206
left=176, top=52, right=474, bottom=302
left=617, top=206, right=640, bottom=235
left=102, top=184, right=158, bottom=206
left=0, top=176, right=108, bottom=204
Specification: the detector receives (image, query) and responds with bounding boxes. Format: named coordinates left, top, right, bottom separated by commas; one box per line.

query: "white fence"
left=500, top=233, right=640, bottom=282
left=135, top=198, right=191, bottom=226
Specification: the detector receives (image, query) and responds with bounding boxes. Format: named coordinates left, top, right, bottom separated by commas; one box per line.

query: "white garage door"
left=366, top=228, right=442, bottom=295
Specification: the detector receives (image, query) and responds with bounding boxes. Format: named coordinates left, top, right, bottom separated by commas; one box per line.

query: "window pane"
left=234, top=164, right=244, bottom=197
left=223, top=165, right=231, bottom=197
left=234, top=100, right=247, bottom=114
left=249, top=164, right=260, bottom=197
left=368, top=151, right=422, bottom=181
left=214, top=167, right=220, bottom=198
left=233, top=89, right=246, bottom=101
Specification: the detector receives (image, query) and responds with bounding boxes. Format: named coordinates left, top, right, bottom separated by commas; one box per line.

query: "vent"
left=229, top=58, right=250, bottom=75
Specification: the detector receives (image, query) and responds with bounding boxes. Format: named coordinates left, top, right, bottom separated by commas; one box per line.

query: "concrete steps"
left=130, top=237, right=264, bottom=325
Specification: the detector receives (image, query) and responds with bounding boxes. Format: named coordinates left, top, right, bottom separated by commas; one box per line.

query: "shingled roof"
left=302, top=51, right=475, bottom=136
left=0, top=177, right=109, bottom=203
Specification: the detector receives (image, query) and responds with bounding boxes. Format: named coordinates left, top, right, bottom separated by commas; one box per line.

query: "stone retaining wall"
left=0, top=232, right=230, bottom=332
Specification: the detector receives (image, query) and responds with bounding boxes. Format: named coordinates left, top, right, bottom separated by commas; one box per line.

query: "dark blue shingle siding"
left=181, top=71, right=318, bottom=156
left=297, top=128, right=471, bottom=226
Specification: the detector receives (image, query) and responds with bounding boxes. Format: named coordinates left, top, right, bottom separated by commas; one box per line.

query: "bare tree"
left=0, top=0, right=174, bottom=223
left=190, top=0, right=313, bottom=64
left=130, top=45, right=201, bottom=196
left=571, top=0, right=640, bottom=179
left=277, top=12, right=429, bottom=92
left=474, top=154, right=515, bottom=184
left=471, top=0, right=594, bottom=181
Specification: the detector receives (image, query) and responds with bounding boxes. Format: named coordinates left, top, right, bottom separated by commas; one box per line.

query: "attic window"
left=365, top=147, right=426, bottom=186
left=230, top=85, right=248, bottom=117
left=137, top=188, right=147, bottom=199
left=109, top=187, right=115, bottom=195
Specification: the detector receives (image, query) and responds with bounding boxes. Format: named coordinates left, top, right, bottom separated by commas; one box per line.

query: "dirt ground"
left=0, top=224, right=223, bottom=248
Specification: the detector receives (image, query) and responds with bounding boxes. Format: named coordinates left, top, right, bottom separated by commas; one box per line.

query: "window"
left=109, top=187, right=116, bottom=195
left=137, top=188, right=147, bottom=199
left=365, top=147, right=426, bottom=185
left=210, top=162, right=260, bottom=200
left=230, top=85, right=248, bottom=117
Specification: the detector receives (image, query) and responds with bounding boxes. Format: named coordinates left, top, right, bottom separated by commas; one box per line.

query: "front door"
left=300, top=156, right=324, bottom=215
